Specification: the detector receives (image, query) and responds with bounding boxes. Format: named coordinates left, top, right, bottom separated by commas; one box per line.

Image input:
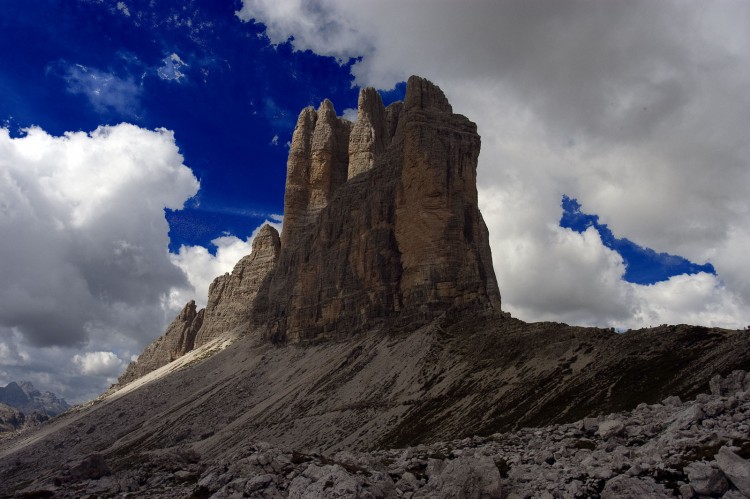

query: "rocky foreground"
left=8, top=371, right=749, bottom=498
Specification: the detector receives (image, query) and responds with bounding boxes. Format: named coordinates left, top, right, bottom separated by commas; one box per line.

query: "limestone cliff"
left=118, top=75, right=501, bottom=383
left=193, top=224, right=280, bottom=347
left=255, top=75, right=501, bottom=342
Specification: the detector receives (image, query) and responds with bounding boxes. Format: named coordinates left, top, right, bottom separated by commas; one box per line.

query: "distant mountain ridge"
left=0, top=381, right=69, bottom=417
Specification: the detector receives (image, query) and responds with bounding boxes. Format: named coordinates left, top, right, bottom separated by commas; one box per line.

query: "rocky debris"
left=717, top=447, right=750, bottom=496
left=17, top=371, right=750, bottom=498
left=684, top=460, right=729, bottom=496
left=4, top=314, right=749, bottom=492
left=63, top=453, right=112, bottom=482
left=711, top=371, right=750, bottom=397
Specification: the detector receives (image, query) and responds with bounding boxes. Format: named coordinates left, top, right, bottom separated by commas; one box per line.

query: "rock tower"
left=118, top=76, right=501, bottom=383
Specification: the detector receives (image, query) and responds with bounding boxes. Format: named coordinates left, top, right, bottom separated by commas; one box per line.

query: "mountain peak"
left=403, top=74, right=453, bottom=113
left=0, top=381, right=69, bottom=417
left=118, top=76, right=500, bottom=382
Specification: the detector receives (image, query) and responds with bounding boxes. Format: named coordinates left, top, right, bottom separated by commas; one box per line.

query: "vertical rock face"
left=257, top=75, right=501, bottom=342
left=281, top=102, right=351, bottom=252
left=116, top=225, right=280, bottom=385
left=348, top=88, right=390, bottom=179
left=117, top=300, right=204, bottom=386
left=193, top=224, right=280, bottom=347
left=395, top=77, right=501, bottom=311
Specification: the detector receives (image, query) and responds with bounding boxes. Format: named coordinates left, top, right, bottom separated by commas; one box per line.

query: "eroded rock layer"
left=194, top=224, right=281, bottom=347
left=3, top=320, right=750, bottom=497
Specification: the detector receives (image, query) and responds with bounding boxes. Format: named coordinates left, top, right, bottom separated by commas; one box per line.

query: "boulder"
left=716, top=447, right=750, bottom=496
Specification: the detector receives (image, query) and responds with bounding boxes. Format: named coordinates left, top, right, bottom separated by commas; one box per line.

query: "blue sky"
left=2, top=0, right=362, bottom=250
left=1, top=0, right=748, bottom=402
left=559, top=196, right=716, bottom=286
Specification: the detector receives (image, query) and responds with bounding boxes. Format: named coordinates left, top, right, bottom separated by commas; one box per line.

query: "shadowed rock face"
left=194, top=224, right=281, bottom=347
left=256, top=75, right=501, bottom=343
left=117, top=300, right=204, bottom=386
left=116, top=225, right=280, bottom=385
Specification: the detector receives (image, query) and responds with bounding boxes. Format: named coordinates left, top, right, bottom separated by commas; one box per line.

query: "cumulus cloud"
left=0, top=124, right=200, bottom=399
left=238, top=0, right=750, bottom=328
left=341, top=108, right=357, bottom=122
left=629, top=273, right=744, bottom=329
left=0, top=124, right=199, bottom=347
left=73, top=351, right=125, bottom=377
left=0, top=328, right=129, bottom=403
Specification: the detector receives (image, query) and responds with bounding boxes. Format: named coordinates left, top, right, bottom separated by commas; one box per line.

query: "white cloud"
left=116, top=2, right=130, bottom=17
left=341, top=107, right=357, bottom=122
left=0, top=329, right=129, bottom=404
left=51, top=62, right=142, bottom=117
left=628, top=273, right=743, bottom=330
left=0, top=123, right=201, bottom=401
left=0, top=124, right=198, bottom=348
left=238, top=0, right=750, bottom=328
left=73, top=351, right=125, bottom=377
left=270, top=134, right=279, bottom=146
left=157, top=53, right=188, bottom=82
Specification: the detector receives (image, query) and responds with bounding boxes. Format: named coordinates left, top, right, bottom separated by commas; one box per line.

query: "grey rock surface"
left=717, top=447, right=750, bottom=496
left=259, top=75, right=501, bottom=344
left=115, top=75, right=501, bottom=386
left=115, top=224, right=280, bottom=385
left=5, top=371, right=750, bottom=498
left=117, top=300, right=204, bottom=386
left=194, top=224, right=281, bottom=347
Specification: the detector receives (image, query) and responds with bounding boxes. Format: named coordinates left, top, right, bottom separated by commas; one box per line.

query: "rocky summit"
left=117, top=75, right=500, bottom=383
left=1, top=77, right=750, bottom=498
